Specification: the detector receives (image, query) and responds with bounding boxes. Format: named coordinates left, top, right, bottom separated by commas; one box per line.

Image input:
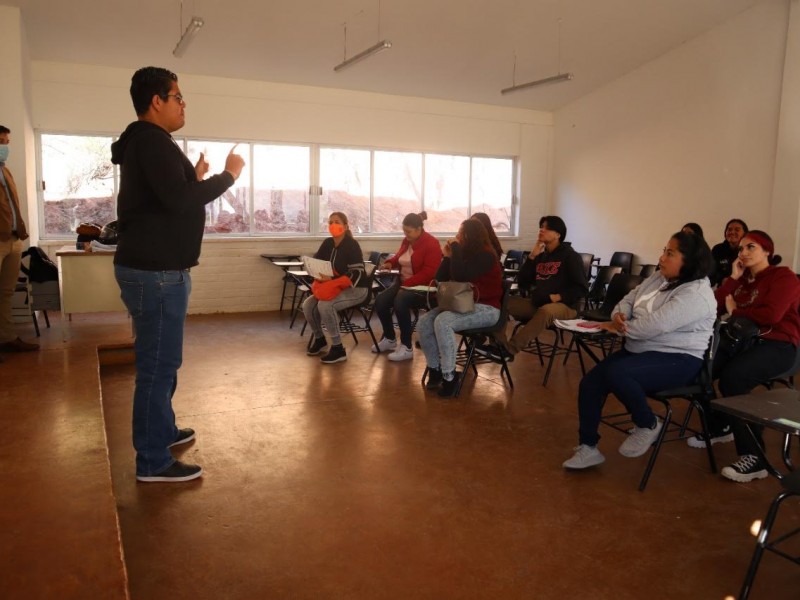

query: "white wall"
left=28, top=62, right=552, bottom=312
left=553, top=0, right=791, bottom=269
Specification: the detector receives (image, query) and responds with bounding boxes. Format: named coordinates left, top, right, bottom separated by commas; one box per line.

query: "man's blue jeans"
left=115, top=265, right=191, bottom=476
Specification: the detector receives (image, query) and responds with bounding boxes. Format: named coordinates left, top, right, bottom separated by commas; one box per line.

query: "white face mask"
left=0, top=145, right=8, bottom=163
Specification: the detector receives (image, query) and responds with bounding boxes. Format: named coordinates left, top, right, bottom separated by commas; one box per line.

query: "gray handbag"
left=435, top=281, right=477, bottom=313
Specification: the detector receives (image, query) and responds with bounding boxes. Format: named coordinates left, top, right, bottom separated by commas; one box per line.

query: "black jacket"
left=110, top=121, right=234, bottom=270
left=517, top=241, right=588, bottom=308
left=710, top=241, right=739, bottom=287
left=313, top=236, right=368, bottom=288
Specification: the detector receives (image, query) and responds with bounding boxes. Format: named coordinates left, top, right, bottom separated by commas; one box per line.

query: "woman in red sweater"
left=372, top=212, right=442, bottom=361
left=689, top=230, right=800, bottom=482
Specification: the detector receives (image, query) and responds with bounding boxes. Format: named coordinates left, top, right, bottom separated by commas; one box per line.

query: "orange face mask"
left=328, top=223, right=345, bottom=237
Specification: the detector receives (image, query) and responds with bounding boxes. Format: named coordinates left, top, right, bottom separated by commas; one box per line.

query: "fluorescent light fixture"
left=173, top=16, right=204, bottom=58
left=500, top=72, right=573, bottom=95
left=334, top=40, right=392, bottom=72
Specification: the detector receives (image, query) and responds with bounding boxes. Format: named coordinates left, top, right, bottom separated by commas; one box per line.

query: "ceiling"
left=6, top=0, right=766, bottom=111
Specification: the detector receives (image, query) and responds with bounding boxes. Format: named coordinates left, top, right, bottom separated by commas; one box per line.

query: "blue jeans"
left=577, top=348, right=702, bottom=447
left=115, top=265, right=191, bottom=476
left=302, top=286, right=369, bottom=346
left=374, top=280, right=429, bottom=348
left=417, top=304, right=500, bottom=378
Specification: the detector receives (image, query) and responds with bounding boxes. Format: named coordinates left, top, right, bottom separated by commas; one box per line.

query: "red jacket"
left=716, top=266, right=800, bottom=345
left=386, top=230, right=443, bottom=288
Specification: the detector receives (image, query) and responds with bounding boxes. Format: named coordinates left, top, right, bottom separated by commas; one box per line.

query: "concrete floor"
left=2, top=310, right=798, bottom=598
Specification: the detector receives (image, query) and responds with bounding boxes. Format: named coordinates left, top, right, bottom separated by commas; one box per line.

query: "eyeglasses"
left=162, top=93, right=185, bottom=104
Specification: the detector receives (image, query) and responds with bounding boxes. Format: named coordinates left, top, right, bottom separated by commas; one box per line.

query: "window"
left=37, top=133, right=517, bottom=238
left=40, top=134, right=116, bottom=236
left=253, top=144, right=310, bottom=234
left=319, top=148, right=371, bottom=234
left=185, top=140, right=251, bottom=234
left=423, top=154, right=470, bottom=232
left=373, top=151, right=422, bottom=233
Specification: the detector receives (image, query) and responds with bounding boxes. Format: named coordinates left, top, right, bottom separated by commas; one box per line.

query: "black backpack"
left=21, top=246, right=59, bottom=282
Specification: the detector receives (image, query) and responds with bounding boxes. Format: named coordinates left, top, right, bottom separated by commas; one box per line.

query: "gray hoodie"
left=613, top=274, right=716, bottom=359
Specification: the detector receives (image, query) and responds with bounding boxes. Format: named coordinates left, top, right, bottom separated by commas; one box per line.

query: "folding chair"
left=338, top=263, right=380, bottom=350
left=610, top=251, right=634, bottom=274
left=600, top=320, right=721, bottom=491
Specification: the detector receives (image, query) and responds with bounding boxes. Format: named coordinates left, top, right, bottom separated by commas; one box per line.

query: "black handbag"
left=719, top=317, right=765, bottom=356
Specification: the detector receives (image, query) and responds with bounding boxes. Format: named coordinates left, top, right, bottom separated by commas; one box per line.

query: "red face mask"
left=328, top=223, right=345, bottom=237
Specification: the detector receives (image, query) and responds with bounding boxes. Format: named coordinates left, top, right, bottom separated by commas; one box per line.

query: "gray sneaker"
left=563, top=444, right=606, bottom=469
left=619, top=418, right=662, bottom=458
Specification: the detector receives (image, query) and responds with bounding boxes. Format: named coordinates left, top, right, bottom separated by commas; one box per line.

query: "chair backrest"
left=367, top=251, right=382, bottom=265
left=504, top=249, right=528, bottom=270
left=578, top=252, right=594, bottom=279
left=610, top=251, right=634, bottom=274
left=639, top=264, right=658, bottom=278
left=697, top=319, right=723, bottom=391
left=596, top=273, right=644, bottom=317
left=587, top=265, right=623, bottom=302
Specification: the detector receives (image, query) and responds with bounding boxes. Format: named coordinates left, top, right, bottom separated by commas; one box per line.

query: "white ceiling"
left=6, top=0, right=765, bottom=111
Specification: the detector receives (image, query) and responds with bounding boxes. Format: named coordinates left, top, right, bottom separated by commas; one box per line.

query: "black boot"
left=425, top=368, right=443, bottom=390
left=438, top=375, right=459, bottom=398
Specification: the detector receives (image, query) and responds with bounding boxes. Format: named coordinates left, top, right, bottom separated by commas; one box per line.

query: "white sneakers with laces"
left=388, top=345, right=414, bottom=361
left=371, top=337, right=397, bottom=353
left=563, top=445, right=606, bottom=469
left=619, top=418, right=662, bottom=458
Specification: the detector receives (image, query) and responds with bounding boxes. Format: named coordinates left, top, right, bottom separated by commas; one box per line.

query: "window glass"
left=319, top=148, right=371, bottom=234
left=252, top=144, right=310, bottom=233
left=373, top=150, right=422, bottom=233
left=40, top=134, right=116, bottom=236
left=470, top=157, right=513, bottom=233
left=186, top=140, right=251, bottom=234
left=423, top=154, right=470, bottom=233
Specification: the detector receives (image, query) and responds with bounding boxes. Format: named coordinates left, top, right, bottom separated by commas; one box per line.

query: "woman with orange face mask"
left=303, top=212, right=369, bottom=364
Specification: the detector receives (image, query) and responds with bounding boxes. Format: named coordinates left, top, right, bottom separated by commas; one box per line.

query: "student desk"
left=56, top=246, right=127, bottom=315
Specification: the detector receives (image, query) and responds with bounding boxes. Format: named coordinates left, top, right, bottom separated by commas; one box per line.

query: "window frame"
left=34, top=130, right=519, bottom=240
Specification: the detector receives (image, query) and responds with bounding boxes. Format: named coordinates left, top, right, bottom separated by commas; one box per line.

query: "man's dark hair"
left=668, top=230, right=713, bottom=289
left=130, top=67, right=178, bottom=116
left=539, top=215, right=567, bottom=242
left=0, top=125, right=10, bottom=135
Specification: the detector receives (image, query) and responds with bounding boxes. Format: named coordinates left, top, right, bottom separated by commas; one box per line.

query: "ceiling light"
left=173, top=16, right=204, bottom=58
left=501, top=72, right=573, bottom=95
left=334, top=40, right=392, bottom=72
left=501, top=17, right=573, bottom=95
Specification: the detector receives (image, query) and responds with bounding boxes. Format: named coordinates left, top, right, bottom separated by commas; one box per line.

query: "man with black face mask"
left=0, top=125, right=39, bottom=358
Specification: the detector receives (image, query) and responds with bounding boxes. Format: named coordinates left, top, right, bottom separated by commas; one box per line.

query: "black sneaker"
left=438, top=374, right=460, bottom=398
left=686, top=425, right=733, bottom=449
left=321, top=344, right=347, bottom=364
left=721, top=454, right=769, bottom=483
left=168, top=428, right=195, bottom=448
left=425, top=368, right=443, bottom=390
left=307, top=336, right=328, bottom=356
left=137, top=460, right=203, bottom=483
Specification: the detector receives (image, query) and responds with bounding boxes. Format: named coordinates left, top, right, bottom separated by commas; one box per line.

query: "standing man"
left=497, top=216, right=588, bottom=355
left=111, top=67, right=244, bottom=482
left=0, top=125, right=40, bottom=358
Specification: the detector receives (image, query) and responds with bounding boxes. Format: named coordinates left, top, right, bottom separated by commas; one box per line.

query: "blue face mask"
left=0, top=145, right=8, bottom=163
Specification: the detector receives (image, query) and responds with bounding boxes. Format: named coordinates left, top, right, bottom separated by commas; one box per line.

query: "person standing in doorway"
left=111, top=67, right=244, bottom=482
left=0, top=125, right=39, bottom=358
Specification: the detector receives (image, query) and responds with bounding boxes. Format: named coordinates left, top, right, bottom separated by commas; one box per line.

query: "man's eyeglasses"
left=162, top=93, right=185, bottom=104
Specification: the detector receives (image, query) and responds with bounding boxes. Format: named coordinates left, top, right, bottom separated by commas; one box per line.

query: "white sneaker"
left=619, top=418, right=662, bottom=458
left=388, top=345, right=414, bottom=361
left=371, top=337, right=397, bottom=353
left=563, top=445, right=606, bottom=470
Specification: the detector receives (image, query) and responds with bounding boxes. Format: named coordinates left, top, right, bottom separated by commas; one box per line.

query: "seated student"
left=496, top=216, right=588, bottom=355
left=710, top=218, right=748, bottom=286
left=682, top=222, right=704, bottom=237
left=418, top=219, right=503, bottom=398
left=470, top=212, right=504, bottom=259
left=563, top=231, right=716, bottom=470
left=303, top=212, right=369, bottom=364
left=688, top=230, right=800, bottom=483
left=372, top=211, right=442, bottom=361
